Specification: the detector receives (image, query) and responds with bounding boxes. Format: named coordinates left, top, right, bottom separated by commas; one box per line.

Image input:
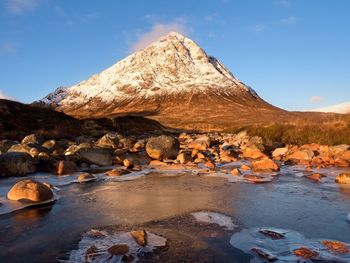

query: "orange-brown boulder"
left=7, top=179, right=53, bottom=202
left=294, top=247, right=319, bottom=259
left=252, top=159, right=280, bottom=172
left=322, top=240, right=349, bottom=254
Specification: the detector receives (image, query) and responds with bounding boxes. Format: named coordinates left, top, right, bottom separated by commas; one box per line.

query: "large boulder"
left=77, top=147, right=113, bottom=166
left=335, top=173, right=350, bottom=184
left=96, top=133, right=119, bottom=149
left=7, top=179, right=53, bottom=202
left=272, top=147, right=288, bottom=160
left=21, top=134, right=44, bottom=145
left=252, top=159, right=280, bottom=172
left=286, top=149, right=314, bottom=162
left=146, top=135, right=180, bottom=160
left=242, top=147, right=267, bottom=159
left=0, top=152, right=35, bottom=176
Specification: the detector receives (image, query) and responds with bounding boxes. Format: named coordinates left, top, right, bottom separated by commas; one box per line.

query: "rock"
left=7, top=179, right=53, bottom=202
left=7, top=143, right=32, bottom=155
left=130, top=230, right=147, bottom=246
left=96, top=133, right=119, bottom=149
left=0, top=139, right=17, bottom=153
left=242, top=148, right=267, bottom=160
left=259, top=229, right=285, bottom=240
left=105, top=168, right=131, bottom=176
left=123, top=159, right=134, bottom=168
left=272, top=147, right=288, bottom=160
left=188, top=136, right=211, bottom=151
left=334, top=158, right=349, bottom=167
left=57, top=160, right=77, bottom=175
left=321, top=240, right=349, bottom=254
left=77, top=172, right=96, bottom=183
left=251, top=247, right=277, bottom=262
left=334, top=150, right=350, bottom=161
left=330, top=144, right=350, bottom=154
left=0, top=152, right=35, bottom=176
left=335, top=173, right=350, bottom=184
left=293, top=247, right=319, bottom=259
left=240, top=164, right=251, bottom=171
left=307, top=173, right=324, bottom=182
left=204, top=160, right=216, bottom=169
left=243, top=175, right=269, bottom=183
left=231, top=168, right=241, bottom=176
left=130, top=139, right=146, bottom=152
left=219, top=150, right=238, bottom=162
left=196, top=152, right=206, bottom=160
left=176, top=152, right=192, bottom=164
left=21, top=134, right=43, bottom=145
left=107, top=244, right=129, bottom=255
left=146, top=135, right=180, bottom=160
left=286, top=149, right=314, bottom=162
left=41, top=139, right=56, bottom=150
left=252, top=159, right=280, bottom=172
left=119, top=137, right=135, bottom=150
left=300, top=143, right=320, bottom=152
left=77, top=147, right=113, bottom=166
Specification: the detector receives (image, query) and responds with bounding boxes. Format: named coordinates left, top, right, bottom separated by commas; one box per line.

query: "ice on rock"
left=191, top=211, right=237, bottom=230
left=59, top=230, right=167, bottom=263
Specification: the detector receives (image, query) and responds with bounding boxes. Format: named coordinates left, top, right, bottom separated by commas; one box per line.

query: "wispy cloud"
left=251, top=24, right=268, bottom=33
left=274, top=0, right=291, bottom=7
left=129, top=19, right=190, bottom=53
left=281, top=16, right=300, bottom=24
left=0, top=42, right=16, bottom=54
left=6, top=0, right=38, bottom=14
left=310, top=96, right=324, bottom=103
left=0, top=90, right=14, bottom=100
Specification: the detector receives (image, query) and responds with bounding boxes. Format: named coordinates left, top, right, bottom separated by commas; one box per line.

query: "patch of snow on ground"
left=191, top=211, right=237, bottom=230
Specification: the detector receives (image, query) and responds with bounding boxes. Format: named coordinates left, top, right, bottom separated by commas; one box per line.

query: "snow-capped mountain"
left=40, top=32, right=284, bottom=130
left=311, top=101, right=350, bottom=114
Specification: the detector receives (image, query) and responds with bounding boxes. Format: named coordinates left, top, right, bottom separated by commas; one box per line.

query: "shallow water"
left=0, top=164, right=350, bottom=262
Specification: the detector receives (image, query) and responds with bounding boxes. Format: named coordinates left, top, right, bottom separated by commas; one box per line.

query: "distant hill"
left=310, top=101, right=350, bottom=114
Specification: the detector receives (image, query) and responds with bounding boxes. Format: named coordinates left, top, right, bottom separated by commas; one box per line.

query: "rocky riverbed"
left=0, top=131, right=350, bottom=262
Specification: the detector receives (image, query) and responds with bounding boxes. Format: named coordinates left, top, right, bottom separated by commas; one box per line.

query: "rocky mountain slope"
left=311, top=101, right=350, bottom=114
left=40, top=32, right=288, bottom=130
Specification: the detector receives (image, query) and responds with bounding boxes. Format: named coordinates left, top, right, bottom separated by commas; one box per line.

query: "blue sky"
left=0, top=0, right=349, bottom=110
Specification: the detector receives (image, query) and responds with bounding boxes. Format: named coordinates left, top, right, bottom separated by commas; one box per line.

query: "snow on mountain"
left=41, top=32, right=259, bottom=108
left=310, top=101, right=350, bottom=114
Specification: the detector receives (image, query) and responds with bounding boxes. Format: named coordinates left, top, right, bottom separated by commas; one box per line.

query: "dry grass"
left=228, top=115, right=350, bottom=145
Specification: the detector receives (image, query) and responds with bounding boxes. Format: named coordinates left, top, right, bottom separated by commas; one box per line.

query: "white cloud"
left=6, top=0, right=38, bottom=14
left=0, top=43, right=16, bottom=54
left=252, top=24, right=267, bottom=33
left=130, top=20, right=190, bottom=53
left=281, top=16, right=300, bottom=24
left=310, top=96, right=324, bottom=103
left=0, top=90, right=14, bottom=100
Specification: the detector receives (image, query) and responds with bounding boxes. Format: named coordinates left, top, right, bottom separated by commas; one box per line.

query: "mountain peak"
left=40, top=33, right=272, bottom=128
